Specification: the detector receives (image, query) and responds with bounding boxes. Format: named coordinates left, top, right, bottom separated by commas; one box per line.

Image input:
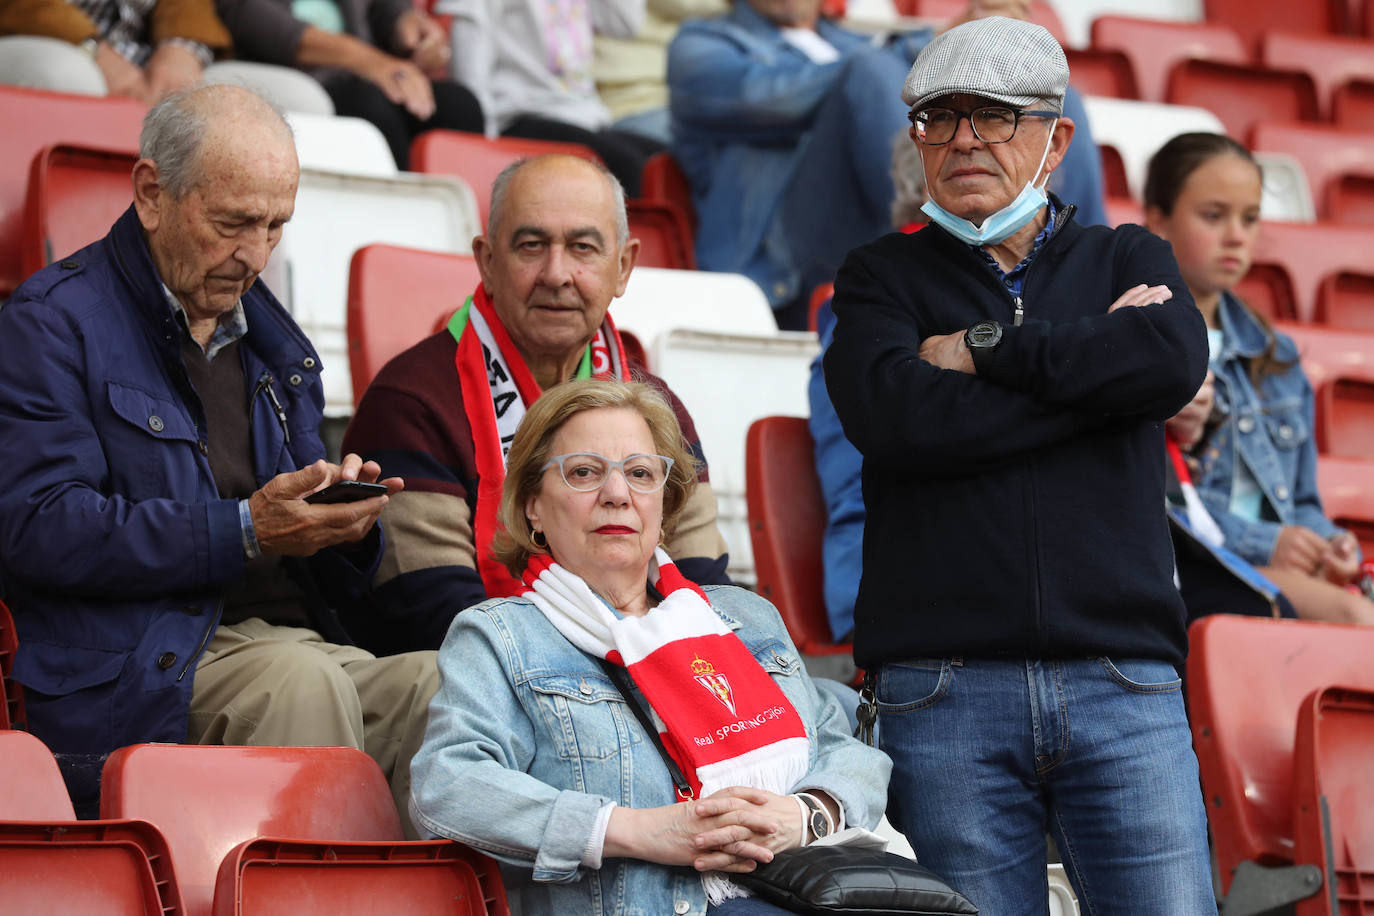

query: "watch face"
left=967, top=322, right=1000, bottom=347
left=810, top=809, right=831, bottom=838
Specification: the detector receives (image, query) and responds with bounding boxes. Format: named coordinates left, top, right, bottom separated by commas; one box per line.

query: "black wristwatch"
left=797, top=793, right=832, bottom=842
left=964, top=320, right=1002, bottom=373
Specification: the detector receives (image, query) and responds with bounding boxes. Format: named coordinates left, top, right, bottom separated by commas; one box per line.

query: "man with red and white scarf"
left=342, top=154, right=731, bottom=654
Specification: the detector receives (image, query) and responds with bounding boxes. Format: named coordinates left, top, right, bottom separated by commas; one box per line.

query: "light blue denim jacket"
left=409, top=584, right=892, bottom=916
left=1191, top=292, right=1345, bottom=565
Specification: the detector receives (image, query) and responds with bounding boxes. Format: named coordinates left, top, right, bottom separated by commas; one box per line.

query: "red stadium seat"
left=1063, top=48, right=1139, bottom=99
left=1, top=730, right=186, bottom=915
left=1316, top=375, right=1374, bottom=457
left=1246, top=222, right=1374, bottom=323
left=0, top=85, right=143, bottom=298
left=1249, top=122, right=1374, bottom=222
left=1103, top=195, right=1143, bottom=227
left=346, top=244, right=482, bottom=407
left=1261, top=31, right=1374, bottom=118
left=1167, top=60, right=1319, bottom=140
left=1274, top=321, right=1374, bottom=394
left=101, top=744, right=509, bottom=916
left=1235, top=264, right=1299, bottom=322
left=1326, top=173, right=1374, bottom=224
left=1090, top=15, right=1246, bottom=103
left=626, top=199, right=696, bottom=269
left=745, top=416, right=853, bottom=662
left=1332, top=79, right=1374, bottom=129
left=1098, top=144, right=1130, bottom=199
left=212, top=839, right=489, bottom=916
left=409, top=130, right=600, bottom=228
left=807, top=282, right=834, bottom=333
left=1187, top=615, right=1374, bottom=912
left=0, top=601, right=23, bottom=731
left=20, top=144, right=138, bottom=281
left=1203, top=0, right=1347, bottom=53
left=640, top=151, right=697, bottom=237
left=1317, top=271, right=1374, bottom=329
left=1292, top=686, right=1374, bottom=916
left=1316, top=455, right=1374, bottom=556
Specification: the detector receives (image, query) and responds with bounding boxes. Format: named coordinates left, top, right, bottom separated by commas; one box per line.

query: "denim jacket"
left=1191, top=292, right=1344, bottom=565
left=409, top=584, right=891, bottom=916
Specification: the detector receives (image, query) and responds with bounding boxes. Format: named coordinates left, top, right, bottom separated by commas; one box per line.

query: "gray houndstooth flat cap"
left=901, top=16, right=1069, bottom=113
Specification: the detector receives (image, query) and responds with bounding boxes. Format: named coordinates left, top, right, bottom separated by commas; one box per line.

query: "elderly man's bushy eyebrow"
left=509, top=225, right=607, bottom=246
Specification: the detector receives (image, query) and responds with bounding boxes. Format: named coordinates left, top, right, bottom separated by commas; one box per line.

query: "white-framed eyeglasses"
left=540, top=452, right=675, bottom=493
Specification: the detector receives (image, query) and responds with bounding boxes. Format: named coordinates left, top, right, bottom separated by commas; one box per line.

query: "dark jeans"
left=322, top=74, right=484, bottom=170
left=503, top=115, right=663, bottom=197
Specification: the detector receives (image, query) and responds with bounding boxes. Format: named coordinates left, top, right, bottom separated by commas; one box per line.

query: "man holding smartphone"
left=0, top=84, right=435, bottom=835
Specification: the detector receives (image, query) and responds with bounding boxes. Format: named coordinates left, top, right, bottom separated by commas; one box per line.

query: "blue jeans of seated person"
left=878, top=656, right=1216, bottom=916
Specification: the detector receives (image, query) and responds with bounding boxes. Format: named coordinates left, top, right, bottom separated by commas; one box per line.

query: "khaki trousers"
left=187, top=618, right=438, bottom=838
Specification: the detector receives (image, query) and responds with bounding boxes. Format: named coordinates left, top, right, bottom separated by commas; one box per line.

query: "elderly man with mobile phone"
left=824, top=18, right=1216, bottom=913
left=0, top=84, right=435, bottom=832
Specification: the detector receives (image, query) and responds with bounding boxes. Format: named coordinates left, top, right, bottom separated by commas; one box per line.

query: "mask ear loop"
left=1031, top=117, right=1059, bottom=193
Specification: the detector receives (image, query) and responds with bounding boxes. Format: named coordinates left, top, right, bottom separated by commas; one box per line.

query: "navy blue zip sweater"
left=825, top=204, right=1208, bottom=668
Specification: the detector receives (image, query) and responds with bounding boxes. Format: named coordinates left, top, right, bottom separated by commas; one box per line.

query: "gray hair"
left=488, top=156, right=630, bottom=248
left=890, top=130, right=927, bottom=229
left=139, top=85, right=291, bottom=199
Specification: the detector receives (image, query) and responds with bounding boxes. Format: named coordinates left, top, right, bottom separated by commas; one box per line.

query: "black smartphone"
left=304, top=481, right=389, bottom=504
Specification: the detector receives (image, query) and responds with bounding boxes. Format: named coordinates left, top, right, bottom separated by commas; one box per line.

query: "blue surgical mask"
left=920, top=121, right=1058, bottom=246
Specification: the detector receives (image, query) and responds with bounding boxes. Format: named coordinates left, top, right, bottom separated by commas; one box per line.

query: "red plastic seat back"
left=1333, top=79, right=1374, bottom=129
left=1187, top=616, right=1374, bottom=895
left=101, top=745, right=404, bottom=914
left=1262, top=31, right=1374, bottom=117
left=213, top=839, right=493, bottom=916
left=409, top=130, right=600, bottom=228
left=1203, top=0, right=1346, bottom=53
left=1275, top=321, right=1374, bottom=394
left=0, top=729, right=75, bottom=820
left=0, top=600, right=23, bottom=731
left=1316, top=375, right=1374, bottom=457
left=1292, top=686, right=1374, bottom=916
left=626, top=199, right=696, bottom=269
left=21, top=144, right=138, bottom=280
left=891, top=0, right=1066, bottom=44
left=1098, top=144, right=1130, bottom=199
left=347, top=244, right=482, bottom=407
left=1167, top=60, right=1319, bottom=140
left=1250, top=122, right=1374, bottom=221
left=640, top=152, right=697, bottom=238
left=1317, top=455, right=1374, bottom=557
left=1090, top=15, right=1246, bottom=102
left=1317, top=272, right=1374, bottom=329
left=1064, top=48, right=1139, bottom=99
left=1327, top=174, right=1374, bottom=225
left=1248, top=222, right=1374, bottom=323
left=0, top=86, right=144, bottom=297
left=1104, top=195, right=1144, bottom=228
left=1234, top=264, right=1298, bottom=323
left=744, top=416, right=849, bottom=657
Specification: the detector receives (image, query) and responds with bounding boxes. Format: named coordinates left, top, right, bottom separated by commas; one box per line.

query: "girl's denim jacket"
left=1191, top=292, right=1345, bottom=565
left=409, top=584, right=891, bottom=916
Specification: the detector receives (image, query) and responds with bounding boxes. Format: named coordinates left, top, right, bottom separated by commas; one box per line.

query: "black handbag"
left=598, top=662, right=978, bottom=915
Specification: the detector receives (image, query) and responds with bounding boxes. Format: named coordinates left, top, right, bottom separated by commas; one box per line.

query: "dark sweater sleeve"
left=214, top=0, right=307, bottom=65
left=976, top=228, right=1208, bottom=420
left=825, top=247, right=1106, bottom=476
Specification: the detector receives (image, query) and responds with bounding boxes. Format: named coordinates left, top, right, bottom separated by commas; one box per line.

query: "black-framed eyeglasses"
left=540, top=452, right=675, bottom=493
left=907, top=106, right=1059, bottom=146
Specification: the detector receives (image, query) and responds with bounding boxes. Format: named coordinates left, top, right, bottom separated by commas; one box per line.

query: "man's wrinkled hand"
left=919, top=330, right=976, bottom=374
left=145, top=42, right=204, bottom=101
left=1166, top=371, right=1214, bottom=449
left=248, top=458, right=400, bottom=556
left=1108, top=283, right=1173, bottom=312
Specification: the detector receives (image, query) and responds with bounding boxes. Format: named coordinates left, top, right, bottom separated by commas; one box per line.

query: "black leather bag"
left=733, top=845, right=978, bottom=916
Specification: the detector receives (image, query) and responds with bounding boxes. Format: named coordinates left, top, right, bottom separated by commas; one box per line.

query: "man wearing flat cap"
left=824, top=17, right=1216, bottom=913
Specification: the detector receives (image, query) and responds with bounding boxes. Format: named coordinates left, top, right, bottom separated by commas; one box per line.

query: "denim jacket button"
left=674, top=900, right=691, bottom=914
left=1279, top=424, right=1293, bottom=440
left=1237, top=416, right=1255, bottom=433
left=1275, top=485, right=1290, bottom=500
left=579, top=681, right=593, bottom=695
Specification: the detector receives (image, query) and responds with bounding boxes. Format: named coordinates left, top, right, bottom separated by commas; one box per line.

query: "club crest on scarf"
left=691, top=654, right=737, bottom=716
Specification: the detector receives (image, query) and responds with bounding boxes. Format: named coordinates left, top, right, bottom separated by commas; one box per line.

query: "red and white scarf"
left=450, top=284, right=631, bottom=597
left=520, top=548, right=810, bottom=901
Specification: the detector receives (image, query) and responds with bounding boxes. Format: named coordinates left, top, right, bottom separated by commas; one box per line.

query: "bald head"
left=488, top=155, right=629, bottom=248
left=140, top=84, right=296, bottom=200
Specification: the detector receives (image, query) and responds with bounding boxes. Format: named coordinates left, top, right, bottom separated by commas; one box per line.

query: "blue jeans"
left=877, top=656, right=1216, bottom=916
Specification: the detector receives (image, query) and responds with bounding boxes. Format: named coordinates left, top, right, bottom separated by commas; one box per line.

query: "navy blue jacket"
left=825, top=206, right=1208, bottom=668
left=0, top=207, right=379, bottom=775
